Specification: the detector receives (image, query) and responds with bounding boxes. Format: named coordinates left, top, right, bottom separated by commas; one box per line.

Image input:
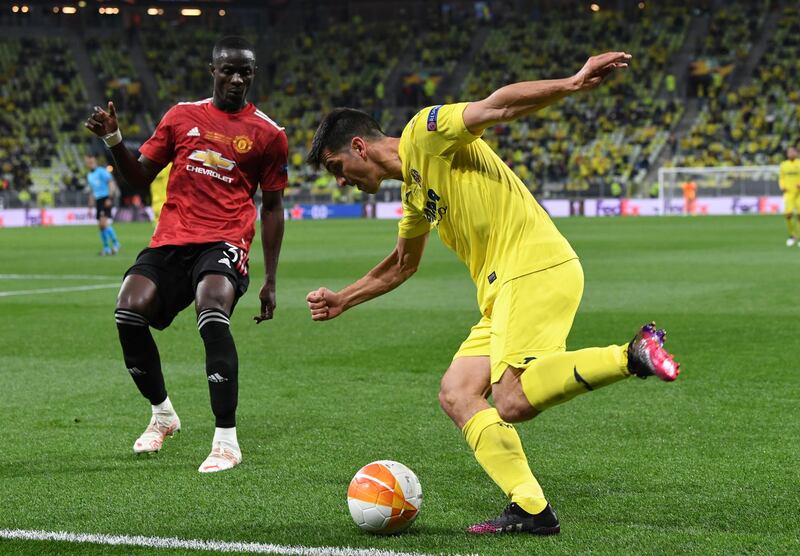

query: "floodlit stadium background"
left=1, top=2, right=799, bottom=555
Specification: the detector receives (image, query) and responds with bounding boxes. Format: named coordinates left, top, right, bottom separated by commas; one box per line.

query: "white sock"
left=152, top=397, right=174, bottom=414
left=213, top=427, right=238, bottom=447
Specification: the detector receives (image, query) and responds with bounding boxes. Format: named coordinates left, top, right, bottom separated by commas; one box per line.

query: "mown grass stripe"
left=0, top=283, right=118, bottom=297
left=0, top=529, right=477, bottom=556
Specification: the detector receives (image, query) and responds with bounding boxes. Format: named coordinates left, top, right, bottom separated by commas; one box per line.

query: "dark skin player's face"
left=210, top=48, right=255, bottom=113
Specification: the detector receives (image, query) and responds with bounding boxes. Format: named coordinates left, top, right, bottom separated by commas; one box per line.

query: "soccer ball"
left=347, top=460, right=423, bottom=534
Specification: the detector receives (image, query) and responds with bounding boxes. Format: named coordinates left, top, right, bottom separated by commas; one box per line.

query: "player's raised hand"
left=573, top=52, right=631, bottom=91
left=306, top=287, right=344, bottom=321
left=84, top=101, right=119, bottom=137
left=254, top=280, right=276, bottom=323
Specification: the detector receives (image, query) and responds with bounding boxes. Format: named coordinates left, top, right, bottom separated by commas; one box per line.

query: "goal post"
left=657, top=165, right=781, bottom=215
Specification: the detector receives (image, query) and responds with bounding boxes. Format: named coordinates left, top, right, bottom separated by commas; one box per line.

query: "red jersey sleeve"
left=260, top=130, right=289, bottom=192
left=139, top=106, right=177, bottom=166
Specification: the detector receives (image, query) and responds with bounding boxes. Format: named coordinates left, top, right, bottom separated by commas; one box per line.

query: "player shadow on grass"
left=242, top=522, right=489, bottom=541
left=0, top=455, right=190, bottom=479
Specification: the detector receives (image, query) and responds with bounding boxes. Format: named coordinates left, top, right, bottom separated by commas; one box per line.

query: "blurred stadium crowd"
left=0, top=0, right=797, bottom=209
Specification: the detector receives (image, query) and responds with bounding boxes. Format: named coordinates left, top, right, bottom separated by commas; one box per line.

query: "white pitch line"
left=0, top=274, right=118, bottom=280
left=0, top=283, right=119, bottom=298
left=0, top=529, right=477, bottom=556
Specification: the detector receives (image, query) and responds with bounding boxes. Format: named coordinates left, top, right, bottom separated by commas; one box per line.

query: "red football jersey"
left=139, top=98, right=288, bottom=251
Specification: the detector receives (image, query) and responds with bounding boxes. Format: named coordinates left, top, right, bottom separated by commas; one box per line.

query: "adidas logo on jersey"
left=207, top=372, right=228, bottom=383
left=187, top=127, right=200, bottom=137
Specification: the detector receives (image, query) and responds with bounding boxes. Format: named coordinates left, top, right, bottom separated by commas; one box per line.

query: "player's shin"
left=462, top=408, right=548, bottom=515
left=100, top=228, right=111, bottom=252
left=106, top=224, right=119, bottom=247
left=519, top=345, right=628, bottom=411
left=115, top=309, right=167, bottom=404
left=198, top=308, right=239, bottom=428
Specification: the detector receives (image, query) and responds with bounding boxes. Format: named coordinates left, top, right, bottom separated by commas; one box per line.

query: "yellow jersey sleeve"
left=396, top=102, right=480, bottom=239
left=398, top=192, right=431, bottom=239
left=411, top=103, right=481, bottom=157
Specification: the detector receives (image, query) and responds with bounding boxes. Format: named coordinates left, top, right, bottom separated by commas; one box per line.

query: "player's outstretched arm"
left=463, top=51, right=631, bottom=134
left=84, top=101, right=163, bottom=189
left=306, top=232, right=429, bottom=321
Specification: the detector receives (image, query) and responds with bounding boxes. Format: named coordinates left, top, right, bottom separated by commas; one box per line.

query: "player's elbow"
left=260, top=204, right=282, bottom=219
left=261, top=192, right=284, bottom=214
left=496, top=106, right=518, bottom=123
left=482, top=93, right=515, bottom=123
left=391, top=247, right=420, bottom=282
left=397, top=261, right=418, bottom=282
left=398, top=250, right=421, bottom=277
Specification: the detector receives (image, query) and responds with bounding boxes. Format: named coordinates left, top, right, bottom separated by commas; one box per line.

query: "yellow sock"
left=520, top=345, right=629, bottom=411
left=462, top=408, right=547, bottom=514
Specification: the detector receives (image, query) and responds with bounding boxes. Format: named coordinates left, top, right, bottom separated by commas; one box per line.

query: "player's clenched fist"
left=306, top=287, right=344, bottom=321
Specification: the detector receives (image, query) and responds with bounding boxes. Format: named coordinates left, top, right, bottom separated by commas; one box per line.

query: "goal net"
left=657, top=165, right=781, bottom=215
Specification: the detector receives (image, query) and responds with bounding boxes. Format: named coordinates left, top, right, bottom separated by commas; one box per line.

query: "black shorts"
left=124, top=242, right=250, bottom=330
left=95, top=197, right=113, bottom=220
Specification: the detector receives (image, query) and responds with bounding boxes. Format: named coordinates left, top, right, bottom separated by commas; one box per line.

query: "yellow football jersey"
left=398, top=103, right=577, bottom=314
left=779, top=159, right=800, bottom=192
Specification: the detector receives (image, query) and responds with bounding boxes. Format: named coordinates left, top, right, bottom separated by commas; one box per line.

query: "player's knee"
left=196, top=279, right=235, bottom=314
left=197, top=301, right=230, bottom=319
left=438, top=371, right=472, bottom=419
left=438, top=377, right=458, bottom=416
left=116, top=291, right=151, bottom=315
left=494, top=392, right=536, bottom=423
left=116, top=275, right=158, bottom=316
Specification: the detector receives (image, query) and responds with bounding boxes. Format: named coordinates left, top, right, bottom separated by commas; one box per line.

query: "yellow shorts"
left=453, top=258, right=584, bottom=384
left=783, top=190, right=800, bottom=213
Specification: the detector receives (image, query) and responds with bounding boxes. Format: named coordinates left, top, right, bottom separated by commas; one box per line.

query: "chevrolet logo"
left=188, top=149, right=235, bottom=171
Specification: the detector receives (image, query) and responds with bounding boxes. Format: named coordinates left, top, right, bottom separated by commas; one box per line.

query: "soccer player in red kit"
left=85, top=36, right=287, bottom=473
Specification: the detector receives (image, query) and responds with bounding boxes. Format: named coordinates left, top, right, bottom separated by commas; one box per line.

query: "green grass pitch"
left=0, top=215, right=798, bottom=555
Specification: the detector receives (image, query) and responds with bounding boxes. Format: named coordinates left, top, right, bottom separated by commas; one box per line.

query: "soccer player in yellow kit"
left=779, top=146, right=800, bottom=246
left=306, top=51, right=680, bottom=535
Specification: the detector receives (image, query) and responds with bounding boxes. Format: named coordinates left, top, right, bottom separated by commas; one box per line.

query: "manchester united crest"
left=232, top=135, right=253, bottom=154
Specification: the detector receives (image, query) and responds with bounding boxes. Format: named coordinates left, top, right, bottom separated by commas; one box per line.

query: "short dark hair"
left=306, top=108, right=385, bottom=169
left=212, top=36, right=255, bottom=62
